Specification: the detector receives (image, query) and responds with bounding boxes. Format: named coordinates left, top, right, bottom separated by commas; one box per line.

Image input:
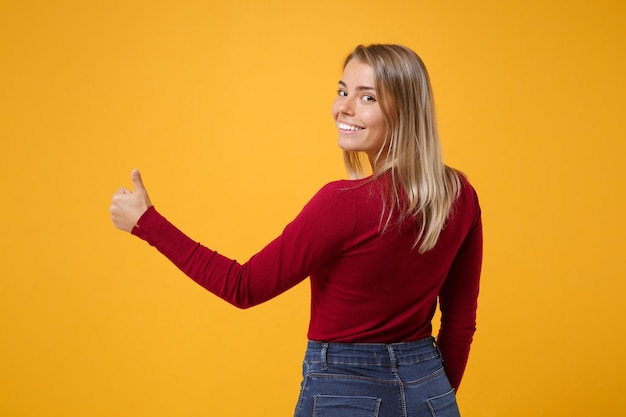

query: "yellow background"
left=1, top=1, right=625, bottom=416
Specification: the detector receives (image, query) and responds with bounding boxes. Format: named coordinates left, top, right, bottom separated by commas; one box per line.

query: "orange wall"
left=1, top=1, right=625, bottom=416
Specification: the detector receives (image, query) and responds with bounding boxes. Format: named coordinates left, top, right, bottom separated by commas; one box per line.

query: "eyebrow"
left=338, top=80, right=376, bottom=91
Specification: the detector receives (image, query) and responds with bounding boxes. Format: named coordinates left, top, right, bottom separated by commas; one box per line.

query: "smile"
left=338, top=122, right=363, bottom=132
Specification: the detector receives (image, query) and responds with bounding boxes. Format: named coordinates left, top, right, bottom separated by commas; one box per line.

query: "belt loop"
left=386, top=345, right=398, bottom=373
left=433, top=340, right=444, bottom=363
left=321, top=343, right=329, bottom=371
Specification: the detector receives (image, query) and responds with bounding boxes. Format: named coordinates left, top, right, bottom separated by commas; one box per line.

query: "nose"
left=338, top=96, right=356, bottom=116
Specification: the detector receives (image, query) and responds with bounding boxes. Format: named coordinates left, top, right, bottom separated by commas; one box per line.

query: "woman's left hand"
left=110, top=169, right=153, bottom=232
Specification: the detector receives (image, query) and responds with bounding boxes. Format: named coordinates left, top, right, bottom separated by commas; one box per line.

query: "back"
left=297, top=174, right=482, bottom=343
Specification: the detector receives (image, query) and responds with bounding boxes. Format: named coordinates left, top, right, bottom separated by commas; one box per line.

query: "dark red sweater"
left=132, top=174, right=482, bottom=390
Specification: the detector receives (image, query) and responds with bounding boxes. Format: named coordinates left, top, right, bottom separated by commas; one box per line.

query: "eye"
left=362, top=94, right=376, bottom=102
left=337, top=89, right=348, bottom=97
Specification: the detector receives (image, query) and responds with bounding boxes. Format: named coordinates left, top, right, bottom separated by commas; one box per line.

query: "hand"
left=110, top=169, right=153, bottom=232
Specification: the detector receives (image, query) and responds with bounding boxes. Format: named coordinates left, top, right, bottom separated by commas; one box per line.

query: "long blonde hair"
left=343, top=44, right=462, bottom=253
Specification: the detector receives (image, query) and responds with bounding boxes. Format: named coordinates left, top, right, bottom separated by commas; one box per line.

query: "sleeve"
left=436, top=186, right=483, bottom=391
left=131, top=183, right=355, bottom=309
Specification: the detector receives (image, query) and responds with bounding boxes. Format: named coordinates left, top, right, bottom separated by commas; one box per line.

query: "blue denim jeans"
left=293, top=337, right=460, bottom=417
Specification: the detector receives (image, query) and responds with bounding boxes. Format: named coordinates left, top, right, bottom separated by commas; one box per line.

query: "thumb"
left=130, top=169, right=146, bottom=193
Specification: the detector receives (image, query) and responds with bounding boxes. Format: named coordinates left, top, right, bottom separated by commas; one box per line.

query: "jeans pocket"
left=426, top=389, right=460, bottom=417
left=313, top=394, right=381, bottom=417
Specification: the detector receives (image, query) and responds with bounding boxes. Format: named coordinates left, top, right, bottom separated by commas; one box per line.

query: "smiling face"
left=332, top=59, right=387, bottom=166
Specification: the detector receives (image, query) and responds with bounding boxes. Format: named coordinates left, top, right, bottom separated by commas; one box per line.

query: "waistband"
left=305, top=337, right=440, bottom=369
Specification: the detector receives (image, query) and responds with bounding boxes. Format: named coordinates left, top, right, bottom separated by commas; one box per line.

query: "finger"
left=130, top=169, right=146, bottom=193
left=114, top=187, right=129, bottom=195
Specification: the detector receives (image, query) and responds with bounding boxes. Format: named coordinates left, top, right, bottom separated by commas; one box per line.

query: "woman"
left=110, top=44, right=482, bottom=417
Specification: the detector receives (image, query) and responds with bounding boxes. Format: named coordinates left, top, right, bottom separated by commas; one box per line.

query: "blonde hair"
left=343, top=44, right=462, bottom=253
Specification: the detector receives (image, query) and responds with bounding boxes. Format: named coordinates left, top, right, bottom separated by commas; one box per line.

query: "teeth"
left=339, top=123, right=362, bottom=131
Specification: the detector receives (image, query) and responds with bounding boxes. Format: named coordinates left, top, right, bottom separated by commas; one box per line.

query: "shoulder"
left=297, top=177, right=375, bottom=228
left=452, top=170, right=480, bottom=204
left=309, top=177, right=372, bottom=204
left=285, top=178, right=371, bottom=244
left=454, top=172, right=482, bottom=228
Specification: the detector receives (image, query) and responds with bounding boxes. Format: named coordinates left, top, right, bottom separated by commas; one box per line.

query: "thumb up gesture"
left=110, top=169, right=153, bottom=232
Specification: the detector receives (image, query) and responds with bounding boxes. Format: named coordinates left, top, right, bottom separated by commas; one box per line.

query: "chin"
left=338, top=140, right=362, bottom=153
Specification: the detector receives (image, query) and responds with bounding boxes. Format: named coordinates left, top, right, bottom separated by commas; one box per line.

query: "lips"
left=338, top=122, right=363, bottom=132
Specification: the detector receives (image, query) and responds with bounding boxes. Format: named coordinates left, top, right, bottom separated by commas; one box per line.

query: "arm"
left=436, top=195, right=483, bottom=391
left=129, top=207, right=312, bottom=308
left=110, top=171, right=354, bottom=308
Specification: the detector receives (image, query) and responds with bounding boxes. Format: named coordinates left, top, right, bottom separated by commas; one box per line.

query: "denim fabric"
left=293, top=337, right=460, bottom=417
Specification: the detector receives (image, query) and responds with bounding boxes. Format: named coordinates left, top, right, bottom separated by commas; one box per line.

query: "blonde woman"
left=110, top=44, right=482, bottom=417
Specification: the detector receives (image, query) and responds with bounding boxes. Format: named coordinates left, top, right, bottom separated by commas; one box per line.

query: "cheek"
left=331, top=99, right=340, bottom=119
left=363, top=109, right=385, bottom=131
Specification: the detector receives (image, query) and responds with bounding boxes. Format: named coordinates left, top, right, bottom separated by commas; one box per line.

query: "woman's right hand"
left=109, top=169, right=153, bottom=233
